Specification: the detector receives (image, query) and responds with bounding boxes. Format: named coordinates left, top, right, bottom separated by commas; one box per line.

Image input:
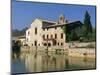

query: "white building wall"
left=26, top=28, right=31, bottom=46
left=30, top=19, right=43, bottom=47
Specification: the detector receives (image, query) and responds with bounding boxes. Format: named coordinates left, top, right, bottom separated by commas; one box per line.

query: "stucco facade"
left=26, top=14, right=82, bottom=48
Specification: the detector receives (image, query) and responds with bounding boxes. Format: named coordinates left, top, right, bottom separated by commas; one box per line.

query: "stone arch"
left=48, top=43, right=51, bottom=47
left=44, top=43, right=47, bottom=46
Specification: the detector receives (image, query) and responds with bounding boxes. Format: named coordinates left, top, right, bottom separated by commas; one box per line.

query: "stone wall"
left=68, top=48, right=95, bottom=58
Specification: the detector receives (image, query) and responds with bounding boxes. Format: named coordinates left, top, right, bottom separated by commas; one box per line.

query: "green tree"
left=62, top=11, right=94, bottom=42
left=82, top=11, right=93, bottom=39
left=70, top=29, right=78, bottom=41
left=63, top=26, right=71, bottom=42
left=91, top=27, right=96, bottom=41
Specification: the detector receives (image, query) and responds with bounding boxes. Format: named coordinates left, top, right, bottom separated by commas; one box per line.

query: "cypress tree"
left=82, top=11, right=93, bottom=39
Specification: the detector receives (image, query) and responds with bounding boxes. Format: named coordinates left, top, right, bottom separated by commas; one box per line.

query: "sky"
left=12, top=0, right=96, bottom=30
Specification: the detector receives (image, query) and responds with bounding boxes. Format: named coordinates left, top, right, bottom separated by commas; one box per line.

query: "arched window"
left=34, top=40, right=37, bottom=46
left=48, top=43, right=51, bottom=47
left=55, top=34, right=57, bottom=39
left=51, top=34, right=53, bottom=39
left=28, top=31, right=30, bottom=35
left=35, top=27, right=37, bottom=34
left=58, top=42, right=59, bottom=46
left=53, top=40, right=57, bottom=46
left=47, top=34, right=49, bottom=39
left=44, top=43, right=47, bottom=46
left=61, top=42, right=63, bottom=46
left=43, top=35, right=45, bottom=40
left=61, top=33, right=63, bottom=39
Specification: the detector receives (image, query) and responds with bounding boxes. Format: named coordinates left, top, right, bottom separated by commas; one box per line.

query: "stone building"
left=26, top=14, right=83, bottom=48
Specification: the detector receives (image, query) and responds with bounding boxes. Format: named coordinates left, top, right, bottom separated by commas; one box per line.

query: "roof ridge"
left=36, top=18, right=56, bottom=23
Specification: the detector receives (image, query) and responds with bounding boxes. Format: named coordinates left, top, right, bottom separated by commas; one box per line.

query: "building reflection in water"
left=19, top=52, right=95, bottom=73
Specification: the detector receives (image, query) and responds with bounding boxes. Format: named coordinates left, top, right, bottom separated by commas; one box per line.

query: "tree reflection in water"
left=12, top=41, right=21, bottom=59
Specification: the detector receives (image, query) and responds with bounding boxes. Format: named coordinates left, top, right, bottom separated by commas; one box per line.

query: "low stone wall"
left=20, top=44, right=96, bottom=59
left=20, top=46, right=68, bottom=55
left=21, top=46, right=66, bottom=51
left=66, top=42, right=95, bottom=48
left=68, top=48, right=95, bottom=58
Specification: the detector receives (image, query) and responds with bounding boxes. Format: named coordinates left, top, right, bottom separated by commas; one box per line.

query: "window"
left=61, top=43, right=63, bottom=46
left=35, top=27, right=37, bottom=34
left=28, top=31, right=30, bottom=35
left=55, top=34, right=57, bottom=39
left=44, top=43, right=47, bottom=46
left=38, top=44, right=40, bottom=46
left=61, top=33, right=63, bottom=39
left=34, top=41, right=37, bottom=46
left=53, top=40, right=57, bottom=46
left=60, top=17, right=63, bottom=20
left=47, top=34, right=49, bottom=39
left=48, top=43, right=51, bottom=46
left=51, top=34, right=53, bottom=39
left=43, top=35, right=45, bottom=40
left=58, top=42, right=59, bottom=46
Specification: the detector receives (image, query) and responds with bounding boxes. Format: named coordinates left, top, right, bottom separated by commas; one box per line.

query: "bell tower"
left=58, top=14, right=66, bottom=24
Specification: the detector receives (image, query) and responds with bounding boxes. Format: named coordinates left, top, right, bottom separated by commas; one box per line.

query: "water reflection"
left=21, top=53, right=67, bottom=72
left=12, top=52, right=96, bottom=73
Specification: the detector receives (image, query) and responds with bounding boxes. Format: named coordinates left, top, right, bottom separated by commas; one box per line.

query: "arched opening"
left=51, top=34, right=53, bottom=39
left=35, top=27, right=37, bottom=34
left=55, top=34, right=57, bottom=39
left=34, top=40, right=37, bottom=46
left=48, top=43, right=51, bottom=47
left=61, top=42, right=63, bottom=46
left=58, top=42, right=59, bottom=46
left=53, top=40, right=57, bottom=46
left=44, top=43, right=47, bottom=46
left=43, top=34, right=45, bottom=40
